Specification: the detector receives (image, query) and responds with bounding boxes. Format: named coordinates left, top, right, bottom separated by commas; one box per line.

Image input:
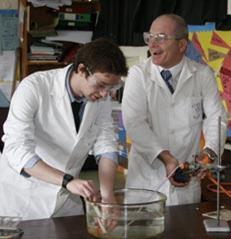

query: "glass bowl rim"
left=85, top=188, right=167, bottom=207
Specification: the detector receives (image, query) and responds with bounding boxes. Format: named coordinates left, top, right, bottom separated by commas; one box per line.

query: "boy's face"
left=84, top=71, right=122, bottom=101
left=71, top=69, right=122, bottom=102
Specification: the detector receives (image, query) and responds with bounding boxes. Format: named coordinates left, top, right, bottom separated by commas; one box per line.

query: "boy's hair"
left=73, top=38, right=128, bottom=76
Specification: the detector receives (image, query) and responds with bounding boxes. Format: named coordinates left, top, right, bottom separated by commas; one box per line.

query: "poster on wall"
left=188, top=24, right=231, bottom=139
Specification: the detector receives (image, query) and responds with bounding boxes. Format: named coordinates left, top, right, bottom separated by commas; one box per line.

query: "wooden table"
left=19, top=202, right=230, bottom=239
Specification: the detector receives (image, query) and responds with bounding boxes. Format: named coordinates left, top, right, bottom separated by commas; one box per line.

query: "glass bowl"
left=85, top=188, right=167, bottom=239
left=0, top=216, right=23, bottom=239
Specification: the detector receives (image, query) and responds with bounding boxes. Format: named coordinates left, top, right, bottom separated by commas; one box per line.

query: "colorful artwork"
left=188, top=27, right=231, bottom=135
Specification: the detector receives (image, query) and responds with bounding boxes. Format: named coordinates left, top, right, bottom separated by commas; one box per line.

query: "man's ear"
left=179, top=39, right=188, bottom=54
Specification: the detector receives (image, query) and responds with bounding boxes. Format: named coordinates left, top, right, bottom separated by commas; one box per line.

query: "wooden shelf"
left=19, top=0, right=99, bottom=79
left=28, top=60, right=67, bottom=66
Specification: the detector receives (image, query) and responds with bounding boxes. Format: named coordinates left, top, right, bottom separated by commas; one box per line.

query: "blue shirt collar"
left=65, top=65, right=86, bottom=103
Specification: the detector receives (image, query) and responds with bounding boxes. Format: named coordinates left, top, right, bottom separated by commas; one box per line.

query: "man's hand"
left=158, top=150, right=189, bottom=187
left=167, top=160, right=189, bottom=187
left=194, top=148, right=217, bottom=180
left=196, top=147, right=217, bottom=164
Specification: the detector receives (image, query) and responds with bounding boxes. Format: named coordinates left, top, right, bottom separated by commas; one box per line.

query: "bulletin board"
left=0, top=0, right=19, bottom=105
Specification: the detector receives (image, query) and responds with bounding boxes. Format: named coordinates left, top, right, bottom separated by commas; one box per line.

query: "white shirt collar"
left=158, top=58, right=184, bottom=80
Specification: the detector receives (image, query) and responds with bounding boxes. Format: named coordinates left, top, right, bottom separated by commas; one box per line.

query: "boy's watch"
left=62, top=174, right=74, bottom=189
left=203, top=147, right=217, bottom=162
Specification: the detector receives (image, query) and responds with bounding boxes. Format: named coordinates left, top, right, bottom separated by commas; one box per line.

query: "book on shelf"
left=28, top=54, right=60, bottom=61
left=45, top=30, right=92, bottom=44
left=56, top=13, right=97, bottom=31
left=29, top=29, right=57, bottom=38
left=28, top=40, right=82, bottom=63
left=30, top=45, right=62, bottom=55
left=58, top=12, right=92, bottom=22
left=40, top=39, right=63, bottom=47
left=58, top=3, right=94, bottom=14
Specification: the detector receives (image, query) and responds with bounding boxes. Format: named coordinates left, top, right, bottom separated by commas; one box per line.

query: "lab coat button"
left=170, top=130, right=174, bottom=134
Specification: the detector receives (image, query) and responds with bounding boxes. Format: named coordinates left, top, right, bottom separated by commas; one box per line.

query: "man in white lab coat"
left=0, top=38, right=128, bottom=219
left=122, top=14, right=227, bottom=205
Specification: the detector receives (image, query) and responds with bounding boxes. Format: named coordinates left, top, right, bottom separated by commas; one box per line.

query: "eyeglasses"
left=87, top=69, right=123, bottom=92
left=143, top=32, right=180, bottom=45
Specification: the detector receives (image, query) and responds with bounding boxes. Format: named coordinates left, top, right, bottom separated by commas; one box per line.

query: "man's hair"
left=73, top=38, right=128, bottom=76
left=157, top=14, right=188, bottom=40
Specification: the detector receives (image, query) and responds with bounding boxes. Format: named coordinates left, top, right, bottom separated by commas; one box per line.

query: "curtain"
left=93, top=0, right=229, bottom=46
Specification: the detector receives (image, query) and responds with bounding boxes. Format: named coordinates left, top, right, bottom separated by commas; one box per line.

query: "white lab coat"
left=0, top=65, right=117, bottom=219
left=122, top=56, right=227, bottom=205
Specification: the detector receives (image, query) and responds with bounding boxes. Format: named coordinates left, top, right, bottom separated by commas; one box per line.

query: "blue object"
left=0, top=9, right=19, bottom=51
left=226, top=127, right=231, bottom=138
left=173, top=168, right=190, bottom=183
left=0, top=89, right=10, bottom=107
left=188, top=23, right=215, bottom=32
left=185, top=41, right=203, bottom=63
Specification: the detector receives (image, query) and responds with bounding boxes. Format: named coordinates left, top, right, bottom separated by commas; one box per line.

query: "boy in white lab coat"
left=0, top=38, right=128, bottom=219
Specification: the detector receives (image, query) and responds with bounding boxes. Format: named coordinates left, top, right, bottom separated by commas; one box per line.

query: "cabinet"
left=19, top=0, right=100, bottom=79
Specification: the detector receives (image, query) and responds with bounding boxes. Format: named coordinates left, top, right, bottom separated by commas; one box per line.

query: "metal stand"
left=204, top=219, right=230, bottom=232
left=203, top=116, right=230, bottom=232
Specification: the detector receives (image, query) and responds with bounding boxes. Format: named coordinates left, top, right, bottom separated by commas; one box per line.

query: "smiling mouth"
left=152, top=50, right=162, bottom=56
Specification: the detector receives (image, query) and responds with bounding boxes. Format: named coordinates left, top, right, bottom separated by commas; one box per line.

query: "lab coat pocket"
left=16, top=174, right=33, bottom=189
left=3, top=164, right=32, bottom=189
left=188, top=97, right=203, bottom=126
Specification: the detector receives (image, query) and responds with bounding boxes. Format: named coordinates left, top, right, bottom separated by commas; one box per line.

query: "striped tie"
left=161, top=70, right=174, bottom=94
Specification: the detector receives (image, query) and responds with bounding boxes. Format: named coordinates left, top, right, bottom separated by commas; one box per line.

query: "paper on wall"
left=0, top=0, right=18, bottom=9
left=0, top=50, right=16, bottom=102
left=228, top=0, right=231, bottom=15
left=0, top=51, right=16, bottom=82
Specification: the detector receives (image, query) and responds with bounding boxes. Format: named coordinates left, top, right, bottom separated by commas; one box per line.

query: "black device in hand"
left=173, top=167, right=191, bottom=183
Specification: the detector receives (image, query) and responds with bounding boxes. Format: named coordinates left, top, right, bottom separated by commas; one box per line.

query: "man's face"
left=148, top=16, right=187, bottom=68
left=81, top=71, right=122, bottom=102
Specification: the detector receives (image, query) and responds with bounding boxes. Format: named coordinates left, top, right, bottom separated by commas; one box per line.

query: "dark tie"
left=71, top=101, right=82, bottom=132
left=161, top=70, right=174, bottom=94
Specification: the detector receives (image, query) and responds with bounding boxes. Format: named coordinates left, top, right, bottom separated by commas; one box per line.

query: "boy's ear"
left=77, top=63, right=86, bottom=74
